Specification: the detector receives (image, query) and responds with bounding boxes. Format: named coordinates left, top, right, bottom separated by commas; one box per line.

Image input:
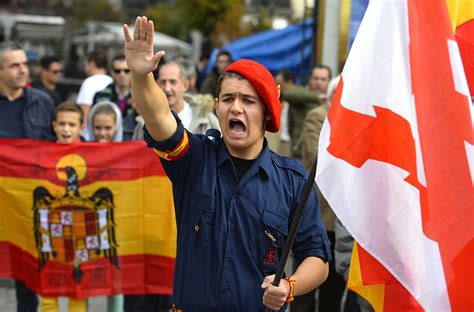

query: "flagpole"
left=312, top=0, right=319, bottom=68
left=300, top=0, right=308, bottom=83
left=266, top=158, right=317, bottom=312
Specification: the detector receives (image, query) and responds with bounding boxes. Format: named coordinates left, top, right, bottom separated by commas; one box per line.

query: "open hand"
left=123, top=16, right=165, bottom=76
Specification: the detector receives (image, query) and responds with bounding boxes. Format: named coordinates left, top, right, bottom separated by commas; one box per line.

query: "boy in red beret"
left=123, top=16, right=331, bottom=311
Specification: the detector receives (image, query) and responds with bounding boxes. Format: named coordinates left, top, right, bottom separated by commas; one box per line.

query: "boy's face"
left=215, top=77, right=267, bottom=159
left=53, top=111, right=83, bottom=144
left=93, top=113, right=116, bottom=143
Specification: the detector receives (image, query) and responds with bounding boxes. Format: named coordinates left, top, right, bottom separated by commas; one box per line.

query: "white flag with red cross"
left=316, top=0, right=473, bottom=310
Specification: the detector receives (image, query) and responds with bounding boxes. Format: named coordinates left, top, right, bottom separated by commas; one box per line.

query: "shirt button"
left=226, top=255, right=232, bottom=261
left=229, top=223, right=235, bottom=230
left=222, top=287, right=230, bottom=293
left=194, top=224, right=200, bottom=232
left=234, top=191, right=240, bottom=197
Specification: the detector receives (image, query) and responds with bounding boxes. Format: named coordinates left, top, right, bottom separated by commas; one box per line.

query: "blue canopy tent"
left=206, top=19, right=313, bottom=84
left=349, top=0, right=369, bottom=51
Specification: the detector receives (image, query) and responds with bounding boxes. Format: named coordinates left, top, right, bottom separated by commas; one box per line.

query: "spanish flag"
left=0, top=139, right=176, bottom=298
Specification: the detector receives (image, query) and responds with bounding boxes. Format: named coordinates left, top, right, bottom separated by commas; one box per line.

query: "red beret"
left=224, top=59, right=281, bottom=133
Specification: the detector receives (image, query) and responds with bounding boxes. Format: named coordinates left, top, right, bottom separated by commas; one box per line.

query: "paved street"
left=0, top=279, right=107, bottom=311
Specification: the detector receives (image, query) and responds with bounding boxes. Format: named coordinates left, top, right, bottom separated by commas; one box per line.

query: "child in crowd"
left=87, top=101, right=123, bottom=143
left=86, top=101, right=123, bottom=312
left=52, top=101, right=85, bottom=145
left=42, top=101, right=86, bottom=311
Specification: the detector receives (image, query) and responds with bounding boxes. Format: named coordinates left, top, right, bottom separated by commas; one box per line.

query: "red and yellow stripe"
left=348, top=243, right=423, bottom=311
left=153, top=131, right=190, bottom=161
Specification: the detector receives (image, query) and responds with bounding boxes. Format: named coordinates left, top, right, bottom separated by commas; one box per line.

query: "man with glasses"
left=33, top=55, right=68, bottom=107
left=93, top=54, right=136, bottom=140
left=200, top=50, right=232, bottom=97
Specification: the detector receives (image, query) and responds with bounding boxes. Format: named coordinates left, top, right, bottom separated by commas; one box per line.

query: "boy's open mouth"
left=230, top=119, right=246, bottom=132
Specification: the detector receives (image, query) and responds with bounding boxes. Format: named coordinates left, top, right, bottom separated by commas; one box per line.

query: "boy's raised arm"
left=123, top=16, right=177, bottom=142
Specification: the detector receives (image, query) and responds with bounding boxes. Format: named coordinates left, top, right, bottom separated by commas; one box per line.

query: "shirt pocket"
left=187, top=189, right=215, bottom=252
left=28, top=116, right=51, bottom=133
left=260, top=209, right=289, bottom=274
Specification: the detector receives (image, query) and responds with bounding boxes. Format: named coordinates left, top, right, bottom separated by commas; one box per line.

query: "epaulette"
left=205, top=129, right=221, bottom=143
left=272, top=154, right=307, bottom=177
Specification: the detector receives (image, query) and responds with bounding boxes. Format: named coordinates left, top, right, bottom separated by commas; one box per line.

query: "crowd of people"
left=0, top=15, right=372, bottom=312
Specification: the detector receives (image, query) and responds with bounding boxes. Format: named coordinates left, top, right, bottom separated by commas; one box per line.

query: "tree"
left=177, top=0, right=239, bottom=36
left=144, top=0, right=245, bottom=46
left=144, top=3, right=187, bottom=40
left=74, top=0, right=124, bottom=23
left=209, top=0, right=245, bottom=46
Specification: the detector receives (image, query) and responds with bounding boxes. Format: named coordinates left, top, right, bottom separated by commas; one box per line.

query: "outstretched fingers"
left=146, top=20, right=154, bottom=46
left=125, top=16, right=153, bottom=43
left=139, top=16, right=148, bottom=41
left=133, top=16, right=140, bottom=40
left=123, top=24, right=132, bottom=42
left=124, top=16, right=155, bottom=44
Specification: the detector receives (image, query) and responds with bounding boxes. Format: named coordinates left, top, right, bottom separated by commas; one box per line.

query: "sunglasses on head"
left=113, top=68, right=130, bottom=74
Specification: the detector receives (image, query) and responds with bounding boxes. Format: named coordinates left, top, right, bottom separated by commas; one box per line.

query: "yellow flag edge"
left=347, top=242, right=385, bottom=312
left=445, top=0, right=474, bottom=32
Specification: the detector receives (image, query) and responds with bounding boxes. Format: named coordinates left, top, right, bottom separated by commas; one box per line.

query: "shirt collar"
left=255, top=139, right=273, bottom=178
left=0, top=88, right=26, bottom=101
left=114, top=85, right=130, bottom=100
left=216, top=138, right=273, bottom=179
left=216, top=140, right=232, bottom=167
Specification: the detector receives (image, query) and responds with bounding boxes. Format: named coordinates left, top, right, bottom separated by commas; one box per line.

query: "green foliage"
left=176, top=0, right=235, bottom=36
left=208, top=0, right=245, bottom=45
left=74, top=0, right=124, bottom=23
left=143, top=0, right=246, bottom=44
left=144, top=4, right=188, bottom=40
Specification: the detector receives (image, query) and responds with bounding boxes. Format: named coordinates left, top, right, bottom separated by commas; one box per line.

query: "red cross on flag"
left=316, top=0, right=473, bottom=310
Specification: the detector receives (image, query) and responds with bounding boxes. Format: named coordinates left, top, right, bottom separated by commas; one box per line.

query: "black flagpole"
left=266, top=157, right=318, bottom=311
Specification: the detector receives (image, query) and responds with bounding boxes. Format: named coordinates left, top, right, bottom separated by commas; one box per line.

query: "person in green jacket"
left=279, top=65, right=331, bottom=159
left=200, top=51, right=232, bottom=97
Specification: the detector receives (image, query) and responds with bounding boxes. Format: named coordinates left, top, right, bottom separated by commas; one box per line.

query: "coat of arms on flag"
left=33, top=154, right=119, bottom=283
left=0, top=140, right=176, bottom=298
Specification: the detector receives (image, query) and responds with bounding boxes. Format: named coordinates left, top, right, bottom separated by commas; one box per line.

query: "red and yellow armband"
left=284, top=277, right=296, bottom=303
left=153, top=131, right=190, bottom=161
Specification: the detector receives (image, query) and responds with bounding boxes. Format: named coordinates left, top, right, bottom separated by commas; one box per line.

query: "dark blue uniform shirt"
left=144, top=113, right=331, bottom=311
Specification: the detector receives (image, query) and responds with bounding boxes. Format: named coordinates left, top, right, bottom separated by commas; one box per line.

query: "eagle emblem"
left=33, top=166, right=119, bottom=283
